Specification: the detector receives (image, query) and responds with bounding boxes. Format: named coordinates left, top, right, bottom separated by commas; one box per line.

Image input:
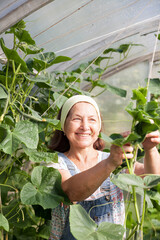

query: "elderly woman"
left=48, top=95, right=160, bottom=240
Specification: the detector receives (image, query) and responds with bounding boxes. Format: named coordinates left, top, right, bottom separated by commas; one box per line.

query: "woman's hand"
left=108, top=144, right=133, bottom=169
left=142, top=130, right=160, bottom=151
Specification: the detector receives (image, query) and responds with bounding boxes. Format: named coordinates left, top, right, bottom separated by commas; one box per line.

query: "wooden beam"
left=0, top=0, right=54, bottom=34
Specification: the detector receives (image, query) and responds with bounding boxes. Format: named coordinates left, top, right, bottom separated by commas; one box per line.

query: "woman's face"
left=64, top=102, right=101, bottom=150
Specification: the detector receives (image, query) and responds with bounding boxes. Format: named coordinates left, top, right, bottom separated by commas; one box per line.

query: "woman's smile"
left=64, top=102, right=100, bottom=149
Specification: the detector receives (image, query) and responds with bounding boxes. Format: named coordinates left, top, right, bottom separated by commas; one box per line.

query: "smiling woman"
left=48, top=94, right=160, bottom=240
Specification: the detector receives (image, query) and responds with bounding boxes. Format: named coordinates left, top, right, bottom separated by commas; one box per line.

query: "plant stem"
left=132, top=187, right=140, bottom=225
left=140, top=189, right=146, bottom=240
left=0, top=184, right=17, bottom=192
left=126, top=225, right=138, bottom=240
left=0, top=90, right=10, bottom=122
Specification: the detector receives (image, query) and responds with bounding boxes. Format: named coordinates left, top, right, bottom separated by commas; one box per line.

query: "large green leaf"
left=0, top=213, right=9, bottom=231
left=13, top=120, right=39, bottom=149
left=0, top=38, right=28, bottom=72
left=111, top=174, right=146, bottom=191
left=70, top=205, right=125, bottom=240
left=0, top=121, right=39, bottom=154
left=20, top=166, right=68, bottom=209
left=24, top=147, right=58, bottom=163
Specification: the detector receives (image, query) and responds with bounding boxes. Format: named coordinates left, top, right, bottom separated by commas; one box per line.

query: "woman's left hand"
left=142, top=130, right=160, bottom=151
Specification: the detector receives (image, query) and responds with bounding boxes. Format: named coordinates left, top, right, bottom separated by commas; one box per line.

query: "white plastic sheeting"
left=0, top=0, right=160, bottom=134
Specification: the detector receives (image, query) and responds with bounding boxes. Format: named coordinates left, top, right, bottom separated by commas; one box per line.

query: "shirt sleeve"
left=47, top=154, right=68, bottom=170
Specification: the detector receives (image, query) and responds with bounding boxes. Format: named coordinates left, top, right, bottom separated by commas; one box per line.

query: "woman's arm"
left=135, top=131, right=160, bottom=175
left=143, top=131, right=160, bottom=174
left=59, top=145, right=133, bottom=202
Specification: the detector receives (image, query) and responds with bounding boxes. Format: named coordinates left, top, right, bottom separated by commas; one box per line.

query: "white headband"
left=60, top=95, right=101, bottom=131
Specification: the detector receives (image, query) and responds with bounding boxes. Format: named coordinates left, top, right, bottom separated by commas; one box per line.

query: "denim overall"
left=49, top=152, right=125, bottom=240
left=60, top=153, right=114, bottom=240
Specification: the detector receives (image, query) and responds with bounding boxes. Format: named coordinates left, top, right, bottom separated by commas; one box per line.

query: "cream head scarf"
left=60, top=95, right=101, bottom=131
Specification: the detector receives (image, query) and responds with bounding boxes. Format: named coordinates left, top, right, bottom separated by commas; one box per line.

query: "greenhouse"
left=0, top=0, right=160, bottom=239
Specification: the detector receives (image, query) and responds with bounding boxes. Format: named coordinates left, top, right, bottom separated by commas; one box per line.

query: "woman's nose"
left=80, top=119, right=89, bottom=130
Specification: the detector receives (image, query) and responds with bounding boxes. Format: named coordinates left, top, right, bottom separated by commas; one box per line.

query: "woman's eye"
left=73, top=118, right=81, bottom=120
left=90, top=118, right=96, bottom=122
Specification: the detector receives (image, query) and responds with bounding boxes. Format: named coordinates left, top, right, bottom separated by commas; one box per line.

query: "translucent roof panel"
left=23, top=0, right=160, bottom=71
left=0, top=0, right=160, bottom=73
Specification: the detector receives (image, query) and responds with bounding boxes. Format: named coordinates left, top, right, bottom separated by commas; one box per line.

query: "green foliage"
left=70, top=205, right=125, bottom=240
left=20, top=166, right=69, bottom=209
left=0, top=19, right=158, bottom=240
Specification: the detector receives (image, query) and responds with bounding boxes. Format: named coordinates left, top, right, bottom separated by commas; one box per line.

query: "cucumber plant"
left=0, top=20, right=136, bottom=239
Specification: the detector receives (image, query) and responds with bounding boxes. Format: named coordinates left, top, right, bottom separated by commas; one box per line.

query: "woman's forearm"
left=144, top=146, right=160, bottom=174
left=61, top=158, right=115, bottom=202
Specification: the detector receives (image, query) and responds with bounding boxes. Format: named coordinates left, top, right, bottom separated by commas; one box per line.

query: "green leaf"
left=145, top=101, right=159, bottom=117
left=0, top=86, right=8, bottom=99
left=99, top=132, right=113, bottom=144
left=135, top=121, right=159, bottom=137
left=146, top=190, right=160, bottom=205
left=147, top=78, right=160, bottom=94
left=45, top=118, right=61, bottom=130
left=144, top=175, right=160, bottom=188
left=109, top=132, right=141, bottom=146
left=24, top=147, right=58, bottom=163
left=7, top=167, right=29, bottom=190
left=118, top=44, right=130, bottom=54
left=13, top=120, right=39, bottom=149
left=70, top=205, right=125, bottom=240
left=20, top=166, right=68, bottom=209
left=0, top=38, right=28, bottom=72
left=27, top=52, right=71, bottom=72
left=0, top=121, right=39, bottom=154
left=19, top=43, right=44, bottom=55
left=25, top=74, right=50, bottom=83
left=53, top=92, right=68, bottom=109
left=111, top=174, right=145, bottom=191
left=126, top=211, right=136, bottom=229
left=50, top=55, right=72, bottom=64
left=94, top=56, right=112, bottom=66
left=0, top=125, right=20, bottom=154
left=95, top=222, right=125, bottom=240
left=105, top=83, right=127, bottom=97
left=9, top=20, right=26, bottom=30
left=0, top=213, right=9, bottom=231
left=15, top=29, right=35, bottom=45
left=131, top=87, right=147, bottom=105
left=103, top=48, right=122, bottom=54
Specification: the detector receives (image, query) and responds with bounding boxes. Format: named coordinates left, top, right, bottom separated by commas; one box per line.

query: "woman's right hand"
left=107, top=143, right=134, bottom=170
